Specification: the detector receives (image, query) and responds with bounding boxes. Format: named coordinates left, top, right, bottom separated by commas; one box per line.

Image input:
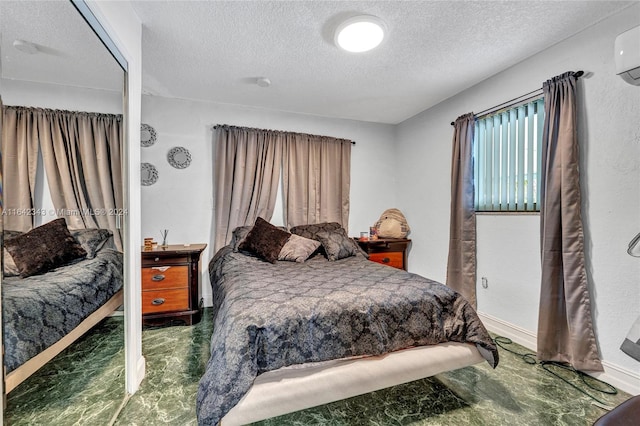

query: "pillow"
left=3, top=248, right=21, bottom=277
left=290, top=222, right=343, bottom=240
left=4, top=230, right=24, bottom=240
left=314, top=228, right=359, bottom=261
left=230, top=226, right=253, bottom=252
left=238, top=217, right=291, bottom=263
left=278, top=234, right=322, bottom=263
left=70, top=228, right=113, bottom=259
left=4, top=218, right=87, bottom=277
left=3, top=231, right=23, bottom=277
left=230, top=224, right=288, bottom=252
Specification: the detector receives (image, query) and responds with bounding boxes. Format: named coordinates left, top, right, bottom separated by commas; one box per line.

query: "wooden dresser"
left=355, top=238, right=411, bottom=271
left=141, top=244, right=206, bottom=326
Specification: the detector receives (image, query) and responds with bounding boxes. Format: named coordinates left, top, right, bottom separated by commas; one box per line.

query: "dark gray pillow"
left=238, top=217, right=291, bottom=263
left=290, top=222, right=343, bottom=240
left=3, top=230, right=23, bottom=277
left=231, top=224, right=288, bottom=252
left=4, top=218, right=87, bottom=277
left=230, top=226, right=253, bottom=252
left=278, top=234, right=321, bottom=263
left=314, top=228, right=359, bottom=261
left=70, top=228, right=113, bottom=259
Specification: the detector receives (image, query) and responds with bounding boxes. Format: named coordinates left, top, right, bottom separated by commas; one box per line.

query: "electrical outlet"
left=481, top=277, right=488, bottom=289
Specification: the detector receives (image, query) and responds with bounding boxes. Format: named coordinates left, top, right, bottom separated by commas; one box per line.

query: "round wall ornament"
left=167, top=146, right=192, bottom=169
left=141, top=162, right=158, bottom=186
left=140, top=123, right=157, bottom=147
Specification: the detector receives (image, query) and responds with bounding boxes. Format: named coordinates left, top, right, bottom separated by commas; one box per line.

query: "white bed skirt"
left=221, top=342, right=484, bottom=425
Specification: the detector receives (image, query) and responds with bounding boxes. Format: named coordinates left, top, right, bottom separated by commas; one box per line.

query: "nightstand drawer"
left=142, top=288, right=189, bottom=314
left=369, top=252, right=404, bottom=269
left=142, top=255, right=189, bottom=267
left=355, top=238, right=410, bottom=271
left=142, top=265, right=188, bottom=290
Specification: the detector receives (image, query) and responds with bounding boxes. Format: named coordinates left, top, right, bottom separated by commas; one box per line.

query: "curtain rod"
left=213, top=124, right=356, bottom=145
left=450, top=70, right=584, bottom=126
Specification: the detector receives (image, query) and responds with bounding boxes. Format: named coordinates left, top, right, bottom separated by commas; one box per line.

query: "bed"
left=196, top=220, right=499, bottom=426
left=2, top=219, right=124, bottom=393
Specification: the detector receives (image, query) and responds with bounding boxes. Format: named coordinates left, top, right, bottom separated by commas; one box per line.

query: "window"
left=473, top=98, right=544, bottom=212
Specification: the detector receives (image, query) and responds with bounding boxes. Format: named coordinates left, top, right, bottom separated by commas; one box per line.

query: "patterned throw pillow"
left=314, top=228, right=359, bottom=261
left=278, top=234, right=322, bottom=263
left=238, top=217, right=291, bottom=263
left=230, top=226, right=253, bottom=252
left=290, top=222, right=343, bottom=240
left=3, top=231, right=23, bottom=277
left=70, top=228, right=113, bottom=259
left=4, top=218, right=87, bottom=277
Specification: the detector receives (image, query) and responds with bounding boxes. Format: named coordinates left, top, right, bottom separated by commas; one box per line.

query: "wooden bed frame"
left=220, top=341, right=484, bottom=425
left=4, top=289, right=124, bottom=394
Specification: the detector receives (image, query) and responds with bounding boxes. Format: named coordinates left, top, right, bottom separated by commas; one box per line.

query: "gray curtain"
left=446, top=113, right=477, bottom=308
left=1, top=107, right=39, bottom=232
left=213, top=125, right=283, bottom=251
left=282, top=134, right=351, bottom=230
left=537, top=72, right=602, bottom=371
left=1, top=106, right=123, bottom=249
left=37, top=109, right=123, bottom=250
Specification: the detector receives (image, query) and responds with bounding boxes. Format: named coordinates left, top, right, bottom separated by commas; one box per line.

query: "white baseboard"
left=592, top=361, right=640, bottom=397
left=477, top=311, right=640, bottom=396
left=477, top=311, right=537, bottom=351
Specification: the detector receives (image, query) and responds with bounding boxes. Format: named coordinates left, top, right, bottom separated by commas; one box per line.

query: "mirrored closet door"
left=1, top=1, right=127, bottom=422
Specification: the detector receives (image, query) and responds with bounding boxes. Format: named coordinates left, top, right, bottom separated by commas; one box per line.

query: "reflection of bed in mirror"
left=0, top=0, right=127, bottom=413
left=3, top=221, right=124, bottom=393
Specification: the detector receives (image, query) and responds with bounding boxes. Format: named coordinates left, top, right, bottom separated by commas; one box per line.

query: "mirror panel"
left=1, top=0, right=125, bottom=422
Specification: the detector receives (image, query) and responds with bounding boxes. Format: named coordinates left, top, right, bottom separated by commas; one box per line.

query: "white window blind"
left=473, top=98, right=544, bottom=212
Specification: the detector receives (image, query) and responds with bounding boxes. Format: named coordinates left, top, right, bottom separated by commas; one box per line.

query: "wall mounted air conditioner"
left=615, top=25, right=640, bottom=86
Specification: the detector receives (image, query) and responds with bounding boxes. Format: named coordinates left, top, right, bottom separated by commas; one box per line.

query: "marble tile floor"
left=5, top=308, right=632, bottom=426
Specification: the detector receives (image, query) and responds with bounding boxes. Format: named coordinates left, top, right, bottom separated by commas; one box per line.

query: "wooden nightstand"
left=355, top=238, right=411, bottom=271
left=141, top=244, right=206, bottom=326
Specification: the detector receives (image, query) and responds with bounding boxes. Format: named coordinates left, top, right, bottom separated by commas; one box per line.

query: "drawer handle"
left=382, top=257, right=390, bottom=263
left=152, top=298, right=165, bottom=306
left=152, top=274, right=165, bottom=281
left=154, top=257, right=160, bottom=262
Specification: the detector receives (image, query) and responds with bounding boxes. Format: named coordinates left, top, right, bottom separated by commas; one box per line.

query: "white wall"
left=396, top=4, right=640, bottom=392
left=140, top=95, right=397, bottom=306
left=1, top=80, right=122, bottom=112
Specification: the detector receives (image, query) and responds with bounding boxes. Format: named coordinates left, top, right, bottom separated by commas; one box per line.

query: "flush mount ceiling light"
left=256, top=77, right=271, bottom=88
left=334, top=15, right=385, bottom=53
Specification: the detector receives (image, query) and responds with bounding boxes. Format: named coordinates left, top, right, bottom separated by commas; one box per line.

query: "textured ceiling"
left=1, top=1, right=635, bottom=124
left=130, top=1, right=634, bottom=123
left=0, top=1, right=123, bottom=93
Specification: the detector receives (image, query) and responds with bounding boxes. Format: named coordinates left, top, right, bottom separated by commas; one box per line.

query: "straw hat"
left=374, top=208, right=410, bottom=238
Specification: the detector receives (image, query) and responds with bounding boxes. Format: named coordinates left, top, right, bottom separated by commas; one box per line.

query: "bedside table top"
left=354, top=238, right=411, bottom=245
left=141, top=243, right=207, bottom=256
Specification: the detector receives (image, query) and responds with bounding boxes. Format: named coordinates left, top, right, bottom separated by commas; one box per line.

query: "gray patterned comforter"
left=3, top=248, right=123, bottom=373
left=197, top=247, right=498, bottom=425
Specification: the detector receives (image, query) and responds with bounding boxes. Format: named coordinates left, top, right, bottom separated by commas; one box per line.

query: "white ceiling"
left=0, top=1, right=123, bottom=94
left=1, top=1, right=635, bottom=124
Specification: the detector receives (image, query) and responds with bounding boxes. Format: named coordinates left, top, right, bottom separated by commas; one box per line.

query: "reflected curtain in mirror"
left=537, top=72, right=602, bottom=372
left=1, top=106, right=123, bottom=250
left=1, top=107, right=39, bottom=232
